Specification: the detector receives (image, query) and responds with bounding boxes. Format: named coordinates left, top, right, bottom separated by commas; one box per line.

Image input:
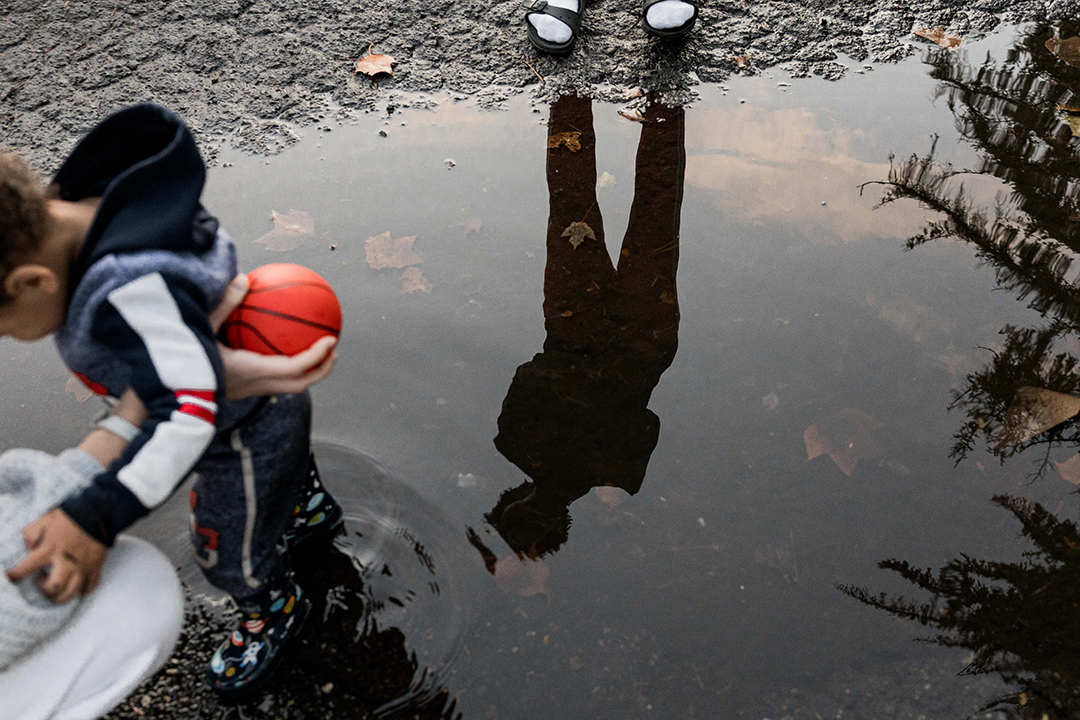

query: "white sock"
left=527, top=0, right=580, bottom=44
left=645, top=0, right=695, bottom=29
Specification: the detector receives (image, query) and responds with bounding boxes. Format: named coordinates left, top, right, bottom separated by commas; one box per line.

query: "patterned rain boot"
left=282, top=451, right=343, bottom=550
left=206, top=575, right=311, bottom=699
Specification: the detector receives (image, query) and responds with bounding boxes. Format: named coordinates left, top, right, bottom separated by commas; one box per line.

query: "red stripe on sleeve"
left=178, top=403, right=216, bottom=425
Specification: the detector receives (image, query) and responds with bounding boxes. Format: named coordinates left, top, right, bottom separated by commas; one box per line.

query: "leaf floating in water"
left=804, top=408, right=884, bottom=477
left=761, top=392, right=780, bottom=411
left=547, top=131, right=582, bottom=152
left=1046, top=36, right=1080, bottom=67
left=254, top=209, right=315, bottom=252
left=596, top=171, right=617, bottom=188
left=65, top=375, right=93, bottom=403
left=561, top=221, right=596, bottom=249
left=365, top=231, right=422, bottom=269
left=997, top=386, right=1080, bottom=450
left=456, top=217, right=483, bottom=237
left=400, top=266, right=432, bottom=294
left=618, top=108, right=647, bottom=123
left=493, top=555, right=549, bottom=597
left=355, top=52, right=396, bottom=77
left=913, top=27, right=962, bottom=49
left=594, top=486, right=623, bottom=508
left=1054, top=454, right=1080, bottom=486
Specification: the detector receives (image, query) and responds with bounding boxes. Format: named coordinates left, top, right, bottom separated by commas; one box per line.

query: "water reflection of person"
left=477, top=94, right=684, bottom=559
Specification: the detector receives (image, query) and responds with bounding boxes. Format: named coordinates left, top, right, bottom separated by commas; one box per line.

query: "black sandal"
left=523, top=0, right=586, bottom=56
left=642, top=0, right=698, bottom=37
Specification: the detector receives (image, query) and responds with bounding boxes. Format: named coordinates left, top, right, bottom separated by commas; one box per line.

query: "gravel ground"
left=3, top=0, right=1078, bottom=172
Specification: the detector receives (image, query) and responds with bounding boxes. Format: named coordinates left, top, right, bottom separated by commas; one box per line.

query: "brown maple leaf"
left=254, top=209, right=315, bottom=252
left=734, top=54, right=750, bottom=68
left=400, top=266, right=432, bottom=294
left=1046, top=37, right=1080, bottom=67
left=804, top=408, right=884, bottom=477
left=547, top=131, right=582, bottom=152
left=561, top=221, right=596, bottom=249
left=365, top=231, right=422, bottom=269
left=913, top=27, right=962, bottom=49
left=355, top=52, right=396, bottom=77
left=1055, top=454, right=1080, bottom=485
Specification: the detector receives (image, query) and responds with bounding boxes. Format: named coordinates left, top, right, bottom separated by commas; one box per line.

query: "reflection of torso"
left=494, top=347, right=669, bottom=503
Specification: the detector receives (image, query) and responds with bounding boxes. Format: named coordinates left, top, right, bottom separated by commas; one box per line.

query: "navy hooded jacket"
left=51, top=104, right=238, bottom=545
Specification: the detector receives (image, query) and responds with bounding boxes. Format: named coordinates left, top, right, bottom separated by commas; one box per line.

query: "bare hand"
left=7, top=509, right=108, bottom=604
left=211, top=274, right=339, bottom=400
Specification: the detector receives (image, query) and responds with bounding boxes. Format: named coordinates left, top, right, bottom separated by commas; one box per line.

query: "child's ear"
left=4, top=265, right=59, bottom=299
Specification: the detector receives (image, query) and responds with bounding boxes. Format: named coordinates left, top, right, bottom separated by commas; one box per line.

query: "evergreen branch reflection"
left=865, top=22, right=1080, bottom=473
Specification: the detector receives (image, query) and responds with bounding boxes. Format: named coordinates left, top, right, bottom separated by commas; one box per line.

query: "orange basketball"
left=220, top=264, right=342, bottom=356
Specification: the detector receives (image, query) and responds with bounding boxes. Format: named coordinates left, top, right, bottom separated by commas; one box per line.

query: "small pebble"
left=378, top=130, right=387, bottom=137
left=821, top=201, right=827, bottom=206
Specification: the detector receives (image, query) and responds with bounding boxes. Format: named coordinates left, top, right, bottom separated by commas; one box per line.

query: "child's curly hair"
left=0, top=153, right=49, bottom=305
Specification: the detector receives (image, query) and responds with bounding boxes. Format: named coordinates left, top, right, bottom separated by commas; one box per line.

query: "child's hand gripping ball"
left=220, top=264, right=342, bottom=355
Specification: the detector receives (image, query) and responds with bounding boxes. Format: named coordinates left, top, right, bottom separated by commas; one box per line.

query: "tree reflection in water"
left=845, top=21, right=1080, bottom=720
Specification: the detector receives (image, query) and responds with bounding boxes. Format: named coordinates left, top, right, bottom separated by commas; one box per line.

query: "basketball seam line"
left=220, top=318, right=286, bottom=355
left=235, top=304, right=341, bottom=334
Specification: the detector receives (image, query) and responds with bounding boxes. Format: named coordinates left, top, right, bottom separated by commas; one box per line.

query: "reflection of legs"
left=615, top=102, right=685, bottom=361
left=543, top=95, right=616, bottom=352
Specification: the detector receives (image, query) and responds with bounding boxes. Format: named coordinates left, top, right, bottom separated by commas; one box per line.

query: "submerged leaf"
left=355, top=53, right=396, bottom=77
left=913, top=27, right=962, bottom=49
left=997, top=387, right=1080, bottom=449
left=804, top=408, right=884, bottom=477
left=547, top=131, right=582, bottom=152
left=456, top=217, right=483, bottom=237
left=1054, top=454, right=1080, bottom=485
left=65, top=375, right=93, bottom=403
left=365, top=231, right=422, bottom=269
left=400, top=266, right=432, bottom=294
left=561, top=221, right=596, bottom=249
left=596, top=171, right=617, bottom=188
left=594, top=486, right=623, bottom=508
left=493, top=555, right=549, bottom=597
left=1046, top=36, right=1080, bottom=67
left=254, top=209, right=315, bottom=252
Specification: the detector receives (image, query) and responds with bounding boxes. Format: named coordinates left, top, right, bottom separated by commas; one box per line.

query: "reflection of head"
left=484, top=481, right=570, bottom=558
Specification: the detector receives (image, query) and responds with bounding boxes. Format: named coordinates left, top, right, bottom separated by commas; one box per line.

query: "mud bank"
left=2, top=0, right=1075, bottom=171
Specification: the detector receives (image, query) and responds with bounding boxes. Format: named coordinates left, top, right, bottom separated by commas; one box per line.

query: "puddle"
left=10, top=18, right=1080, bottom=720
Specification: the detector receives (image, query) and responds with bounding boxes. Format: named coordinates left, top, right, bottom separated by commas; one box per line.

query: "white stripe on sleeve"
left=117, top=410, right=216, bottom=507
left=107, top=273, right=216, bottom=391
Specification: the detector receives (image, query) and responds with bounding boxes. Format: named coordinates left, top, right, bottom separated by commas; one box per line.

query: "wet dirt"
left=0, top=0, right=1071, bottom=172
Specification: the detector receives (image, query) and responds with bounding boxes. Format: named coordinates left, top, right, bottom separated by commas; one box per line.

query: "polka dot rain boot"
left=282, top=451, right=344, bottom=550
left=207, top=575, right=311, bottom=699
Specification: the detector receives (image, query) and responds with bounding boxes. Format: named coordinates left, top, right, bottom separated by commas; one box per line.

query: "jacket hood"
left=52, top=104, right=218, bottom=288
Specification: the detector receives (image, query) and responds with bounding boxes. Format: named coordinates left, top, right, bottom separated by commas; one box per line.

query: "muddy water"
left=10, top=22, right=1080, bottom=720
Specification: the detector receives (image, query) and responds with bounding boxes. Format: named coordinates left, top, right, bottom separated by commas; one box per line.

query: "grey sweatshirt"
left=0, top=448, right=104, bottom=670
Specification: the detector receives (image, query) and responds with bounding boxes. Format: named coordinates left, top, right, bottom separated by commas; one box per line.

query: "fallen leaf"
left=761, top=392, right=780, bottom=411
left=594, top=486, right=623, bottom=508
left=400, top=266, right=432, bottom=294
left=561, top=221, right=596, bottom=249
left=1062, top=114, right=1080, bottom=138
left=365, top=231, right=422, bottom=269
left=913, top=27, right=962, bottom=49
left=355, top=52, right=396, bottom=77
left=547, top=131, right=582, bottom=152
left=597, top=171, right=617, bottom=188
left=618, top=109, right=647, bottom=123
left=804, top=408, right=884, bottom=477
left=997, top=386, right=1080, bottom=449
left=625, top=87, right=645, bottom=99
left=1055, top=454, right=1080, bottom=485
left=734, top=55, right=750, bottom=68
left=456, top=217, right=482, bottom=237
left=493, top=555, right=549, bottom=597
left=254, top=209, right=315, bottom=252
left=65, top=375, right=93, bottom=403
left=1046, top=37, right=1080, bottom=67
